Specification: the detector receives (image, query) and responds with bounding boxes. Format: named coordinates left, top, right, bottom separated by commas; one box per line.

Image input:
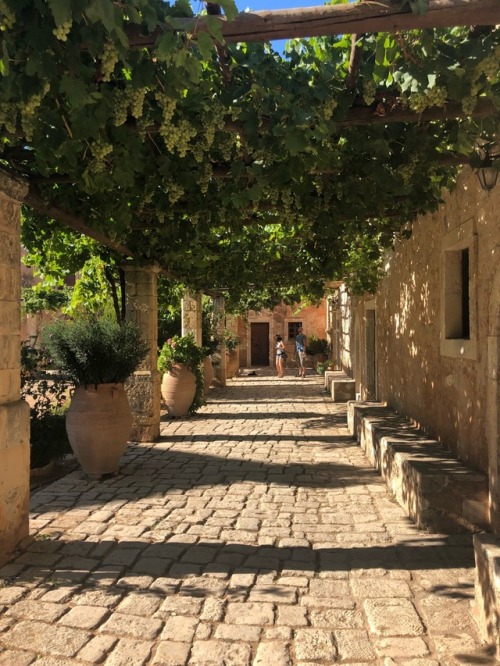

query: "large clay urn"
left=203, top=356, right=214, bottom=392
left=226, top=349, right=239, bottom=379
left=66, top=383, right=132, bottom=476
left=161, top=363, right=196, bottom=417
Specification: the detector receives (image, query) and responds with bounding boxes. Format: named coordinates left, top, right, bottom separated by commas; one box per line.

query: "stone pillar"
left=124, top=266, right=161, bottom=442
left=213, top=295, right=226, bottom=387
left=181, top=290, right=202, bottom=344
left=0, top=173, right=30, bottom=566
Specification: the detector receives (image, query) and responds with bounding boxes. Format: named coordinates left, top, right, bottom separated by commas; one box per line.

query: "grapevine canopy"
left=2, top=0, right=499, bottom=299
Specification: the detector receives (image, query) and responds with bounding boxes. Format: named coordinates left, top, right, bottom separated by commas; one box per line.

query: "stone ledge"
left=324, top=371, right=356, bottom=402
left=347, top=401, right=489, bottom=534
left=473, top=534, right=500, bottom=657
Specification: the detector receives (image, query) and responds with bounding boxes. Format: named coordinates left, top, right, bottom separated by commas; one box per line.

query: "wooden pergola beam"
left=24, top=186, right=134, bottom=258
left=211, top=152, right=470, bottom=179
left=128, top=0, right=500, bottom=46
left=221, top=98, right=497, bottom=135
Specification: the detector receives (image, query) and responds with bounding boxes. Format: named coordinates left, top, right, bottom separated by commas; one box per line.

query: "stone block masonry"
left=348, top=401, right=489, bottom=533
left=0, top=174, right=30, bottom=566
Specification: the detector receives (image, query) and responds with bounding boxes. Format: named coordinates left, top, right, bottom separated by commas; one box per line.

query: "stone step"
left=324, top=370, right=356, bottom=402
left=347, top=401, right=489, bottom=534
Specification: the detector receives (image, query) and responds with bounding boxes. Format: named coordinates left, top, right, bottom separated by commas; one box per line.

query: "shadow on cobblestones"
left=11, top=536, right=475, bottom=589
left=29, top=457, right=379, bottom=511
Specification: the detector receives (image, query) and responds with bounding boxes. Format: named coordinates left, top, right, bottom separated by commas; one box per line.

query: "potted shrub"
left=157, top=334, right=205, bottom=417
left=43, top=317, right=149, bottom=477
left=306, top=335, right=330, bottom=367
left=223, top=331, right=241, bottom=379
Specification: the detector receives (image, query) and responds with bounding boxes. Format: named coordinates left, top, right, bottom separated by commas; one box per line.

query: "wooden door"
left=251, top=323, right=270, bottom=366
left=365, top=309, right=377, bottom=399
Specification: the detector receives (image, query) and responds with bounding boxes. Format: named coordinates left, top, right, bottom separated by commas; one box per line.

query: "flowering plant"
left=157, top=334, right=205, bottom=374
left=157, top=334, right=205, bottom=413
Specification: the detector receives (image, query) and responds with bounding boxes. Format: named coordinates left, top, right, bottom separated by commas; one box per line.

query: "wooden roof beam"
left=127, top=0, right=500, bottom=46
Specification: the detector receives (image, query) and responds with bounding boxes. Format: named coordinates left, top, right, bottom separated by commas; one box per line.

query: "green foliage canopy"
left=2, top=1, right=499, bottom=295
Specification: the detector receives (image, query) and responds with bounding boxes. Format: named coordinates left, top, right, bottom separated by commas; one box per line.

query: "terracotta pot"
left=226, top=349, right=239, bottom=378
left=203, top=356, right=214, bottom=392
left=161, top=363, right=196, bottom=417
left=66, top=383, right=132, bottom=476
left=314, top=352, right=328, bottom=367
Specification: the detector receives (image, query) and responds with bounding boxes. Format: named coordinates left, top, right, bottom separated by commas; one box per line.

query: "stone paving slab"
left=0, top=370, right=496, bottom=664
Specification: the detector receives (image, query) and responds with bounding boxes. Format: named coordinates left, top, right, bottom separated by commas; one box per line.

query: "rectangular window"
left=444, top=247, right=470, bottom=340
left=288, top=322, right=302, bottom=340
left=440, top=219, right=476, bottom=360
left=461, top=249, right=470, bottom=339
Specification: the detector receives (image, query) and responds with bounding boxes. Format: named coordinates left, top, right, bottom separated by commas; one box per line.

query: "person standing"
left=275, top=335, right=286, bottom=378
left=295, top=327, right=307, bottom=378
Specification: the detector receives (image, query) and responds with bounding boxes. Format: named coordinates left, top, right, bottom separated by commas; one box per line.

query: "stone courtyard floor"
left=0, top=369, right=495, bottom=665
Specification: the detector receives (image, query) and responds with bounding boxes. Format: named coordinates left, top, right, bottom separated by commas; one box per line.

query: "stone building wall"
left=345, top=167, right=499, bottom=474
left=240, top=301, right=327, bottom=367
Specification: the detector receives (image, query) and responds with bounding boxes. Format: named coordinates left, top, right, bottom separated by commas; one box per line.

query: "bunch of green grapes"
left=322, top=98, right=338, bottom=121
left=362, top=80, right=376, bottom=106
left=218, top=134, right=234, bottom=162
left=198, top=163, right=212, bottom=194
left=53, top=19, right=72, bottom=41
left=112, top=90, right=128, bottom=126
left=474, top=49, right=500, bottom=85
left=20, top=86, right=49, bottom=140
left=192, top=141, right=207, bottom=164
left=155, top=93, right=177, bottom=123
left=469, top=48, right=500, bottom=95
left=409, top=86, right=447, bottom=113
left=130, top=88, right=147, bottom=119
left=0, top=102, right=16, bottom=134
left=166, top=181, right=184, bottom=205
left=205, top=103, right=226, bottom=148
left=101, top=41, right=119, bottom=82
left=263, top=185, right=279, bottom=205
left=90, top=139, right=113, bottom=160
left=461, top=96, right=477, bottom=115
left=314, top=178, right=324, bottom=195
left=398, top=164, right=414, bottom=185
left=280, top=188, right=294, bottom=214
left=0, top=0, right=15, bottom=30
left=160, top=118, right=197, bottom=157
left=425, top=86, right=447, bottom=107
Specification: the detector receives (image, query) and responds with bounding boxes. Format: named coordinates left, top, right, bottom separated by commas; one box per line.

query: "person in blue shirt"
left=295, top=327, right=307, bottom=378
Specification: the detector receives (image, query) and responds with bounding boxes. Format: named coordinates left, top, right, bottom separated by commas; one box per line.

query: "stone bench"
left=473, top=534, right=500, bottom=657
left=347, top=401, right=489, bottom=534
left=324, top=371, right=356, bottom=402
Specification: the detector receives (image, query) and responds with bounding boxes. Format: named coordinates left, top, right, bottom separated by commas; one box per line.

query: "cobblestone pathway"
left=0, top=370, right=494, bottom=665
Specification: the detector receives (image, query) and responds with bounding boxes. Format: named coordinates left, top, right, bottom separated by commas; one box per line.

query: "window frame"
left=440, top=218, right=477, bottom=360
left=287, top=321, right=303, bottom=342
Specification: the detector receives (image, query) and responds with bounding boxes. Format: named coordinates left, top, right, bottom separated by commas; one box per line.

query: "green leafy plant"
left=306, top=335, right=329, bottom=355
left=157, top=334, right=205, bottom=414
left=43, top=318, right=149, bottom=387
left=20, top=344, right=72, bottom=468
left=22, top=286, right=70, bottom=315
left=316, top=362, right=327, bottom=376
left=223, top=331, right=241, bottom=352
